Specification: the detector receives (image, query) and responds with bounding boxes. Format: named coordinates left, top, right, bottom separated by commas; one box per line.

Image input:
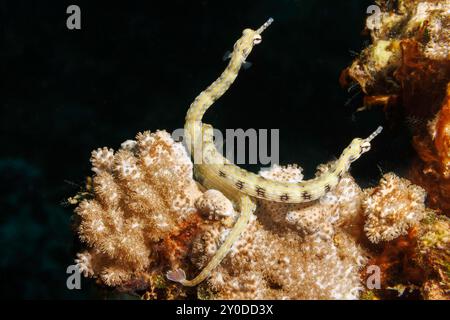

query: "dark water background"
left=0, top=0, right=414, bottom=299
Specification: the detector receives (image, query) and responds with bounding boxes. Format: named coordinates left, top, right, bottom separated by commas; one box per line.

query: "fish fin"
left=222, top=50, right=232, bottom=61
left=166, top=268, right=186, bottom=283
left=243, top=61, right=253, bottom=69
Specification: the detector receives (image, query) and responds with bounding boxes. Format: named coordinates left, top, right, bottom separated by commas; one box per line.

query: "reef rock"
left=73, top=130, right=203, bottom=295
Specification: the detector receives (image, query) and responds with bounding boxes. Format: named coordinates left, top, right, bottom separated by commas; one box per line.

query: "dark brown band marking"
left=280, top=193, right=290, bottom=202
left=235, top=180, right=244, bottom=190
left=218, top=170, right=227, bottom=178
left=324, top=184, right=331, bottom=193
left=302, top=191, right=312, bottom=200
left=255, top=186, right=266, bottom=198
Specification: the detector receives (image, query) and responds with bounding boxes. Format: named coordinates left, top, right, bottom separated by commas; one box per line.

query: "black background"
left=0, top=0, right=414, bottom=299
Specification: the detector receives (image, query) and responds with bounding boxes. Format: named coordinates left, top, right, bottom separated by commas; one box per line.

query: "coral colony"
left=71, top=0, right=449, bottom=300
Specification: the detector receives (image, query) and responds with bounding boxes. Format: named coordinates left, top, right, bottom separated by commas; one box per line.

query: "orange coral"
left=411, top=84, right=450, bottom=213
left=434, top=84, right=450, bottom=178
left=362, top=227, right=424, bottom=298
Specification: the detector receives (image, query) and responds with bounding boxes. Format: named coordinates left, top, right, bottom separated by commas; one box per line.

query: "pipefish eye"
left=253, top=35, right=262, bottom=44
left=361, top=141, right=371, bottom=152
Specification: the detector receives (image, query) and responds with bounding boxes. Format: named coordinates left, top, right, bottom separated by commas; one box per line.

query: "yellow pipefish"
left=167, top=18, right=382, bottom=286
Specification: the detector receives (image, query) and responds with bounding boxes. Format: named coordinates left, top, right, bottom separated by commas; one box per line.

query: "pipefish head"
left=347, top=126, right=383, bottom=162
left=236, top=18, right=274, bottom=59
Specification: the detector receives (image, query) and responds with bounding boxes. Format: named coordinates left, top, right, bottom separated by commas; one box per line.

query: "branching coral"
left=73, top=130, right=203, bottom=292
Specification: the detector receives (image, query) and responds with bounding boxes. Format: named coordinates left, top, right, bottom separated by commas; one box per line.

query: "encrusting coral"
left=73, top=130, right=203, bottom=291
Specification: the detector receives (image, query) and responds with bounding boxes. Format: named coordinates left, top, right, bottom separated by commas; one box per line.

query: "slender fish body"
left=167, top=18, right=382, bottom=286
